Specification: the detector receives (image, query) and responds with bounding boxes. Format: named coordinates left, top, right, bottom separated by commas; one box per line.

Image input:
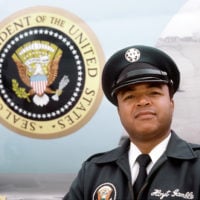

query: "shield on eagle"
left=30, top=74, right=48, bottom=96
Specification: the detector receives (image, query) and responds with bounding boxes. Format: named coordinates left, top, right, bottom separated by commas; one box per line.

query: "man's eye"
left=150, top=91, right=161, bottom=95
left=124, top=94, right=135, bottom=100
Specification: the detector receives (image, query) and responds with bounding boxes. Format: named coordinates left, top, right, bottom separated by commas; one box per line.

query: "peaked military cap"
left=102, top=45, right=180, bottom=105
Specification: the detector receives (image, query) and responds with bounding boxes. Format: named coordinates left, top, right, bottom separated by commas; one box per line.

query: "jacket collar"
left=165, top=131, right=198, bottom=160
left=93, top=131, right=199, bottom=165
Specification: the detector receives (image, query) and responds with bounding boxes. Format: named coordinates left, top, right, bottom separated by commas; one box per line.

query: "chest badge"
left=93, top=182, right=117, bottom=200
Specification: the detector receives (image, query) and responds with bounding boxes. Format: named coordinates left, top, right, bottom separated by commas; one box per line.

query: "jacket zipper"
left=129, top=180, right=135, bottom=200
left=136, top=181, right=148, bottom=200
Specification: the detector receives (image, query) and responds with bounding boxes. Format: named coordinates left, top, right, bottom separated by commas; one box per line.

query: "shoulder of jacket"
left=84, top=140, right=130, bottom=165
left=189, top=143, right=200, bottom=150
left=87, top=138, right=130, bottom=164
left=190, top=143, right=200, bottom=151
left=189, top=143, right=200, bottom=157
left=85, top=146, right=122, bottom=163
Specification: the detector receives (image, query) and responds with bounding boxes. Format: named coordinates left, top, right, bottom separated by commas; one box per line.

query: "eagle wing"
left=47, top=54, right=62, bottom=86
left=14, top=60, right=31, bottom=87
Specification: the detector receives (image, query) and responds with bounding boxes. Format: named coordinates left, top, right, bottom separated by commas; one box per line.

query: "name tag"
left=151, top=189, right=194, bottom=199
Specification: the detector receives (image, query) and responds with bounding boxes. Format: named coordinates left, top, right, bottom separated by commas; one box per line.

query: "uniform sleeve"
left=63, top=162, right=86, bottom=200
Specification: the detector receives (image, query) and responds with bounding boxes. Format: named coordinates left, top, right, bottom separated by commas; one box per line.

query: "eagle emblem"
left=12, top=40, right=69, bottom=106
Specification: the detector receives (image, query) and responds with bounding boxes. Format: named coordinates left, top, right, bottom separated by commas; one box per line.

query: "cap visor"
left=111, top=78, right=168, bottom=97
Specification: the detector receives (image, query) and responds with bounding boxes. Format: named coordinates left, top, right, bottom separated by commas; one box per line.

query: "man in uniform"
left=64, top=45, right=200, bottom=199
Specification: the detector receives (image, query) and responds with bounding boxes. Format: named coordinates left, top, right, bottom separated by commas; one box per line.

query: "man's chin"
left=131, top=128, right=160, bottom=139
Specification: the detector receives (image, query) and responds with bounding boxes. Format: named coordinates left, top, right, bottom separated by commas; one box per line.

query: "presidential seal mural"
left=0, top=6, right=104, bottom=138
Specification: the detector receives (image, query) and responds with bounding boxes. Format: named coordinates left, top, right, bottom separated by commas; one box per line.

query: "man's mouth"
left=134, top=110, right=156, bottom=119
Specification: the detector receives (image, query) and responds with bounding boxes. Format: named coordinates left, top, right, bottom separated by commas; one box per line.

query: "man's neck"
left=130, top=132, right=171, bottom=154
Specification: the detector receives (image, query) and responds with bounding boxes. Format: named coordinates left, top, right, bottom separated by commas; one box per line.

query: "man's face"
left=117, top=82, right=174, bottom=143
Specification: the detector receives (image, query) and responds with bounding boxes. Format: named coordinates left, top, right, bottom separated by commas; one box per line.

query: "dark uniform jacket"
left=64, top=132, right=200, bottom=200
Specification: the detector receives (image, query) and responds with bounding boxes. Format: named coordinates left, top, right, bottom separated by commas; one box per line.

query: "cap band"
left=116, top=68, right=168, bottom=84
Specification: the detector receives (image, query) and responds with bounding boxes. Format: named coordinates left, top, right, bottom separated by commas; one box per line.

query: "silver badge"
left=125, top=48, right=140, bottom=63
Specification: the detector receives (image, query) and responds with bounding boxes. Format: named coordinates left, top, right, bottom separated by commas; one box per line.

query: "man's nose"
left=136, top=95, right=151, bottom=106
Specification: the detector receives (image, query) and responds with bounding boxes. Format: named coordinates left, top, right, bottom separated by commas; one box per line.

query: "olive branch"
left=12, top=79, right=31, bottom=102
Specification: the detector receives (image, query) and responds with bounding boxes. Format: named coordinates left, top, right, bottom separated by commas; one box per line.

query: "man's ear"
left=171, top=98, right=174, bottom=109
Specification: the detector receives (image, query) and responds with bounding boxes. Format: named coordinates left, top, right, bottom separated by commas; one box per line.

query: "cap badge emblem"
left=125, top=48, right=140, bottom=63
